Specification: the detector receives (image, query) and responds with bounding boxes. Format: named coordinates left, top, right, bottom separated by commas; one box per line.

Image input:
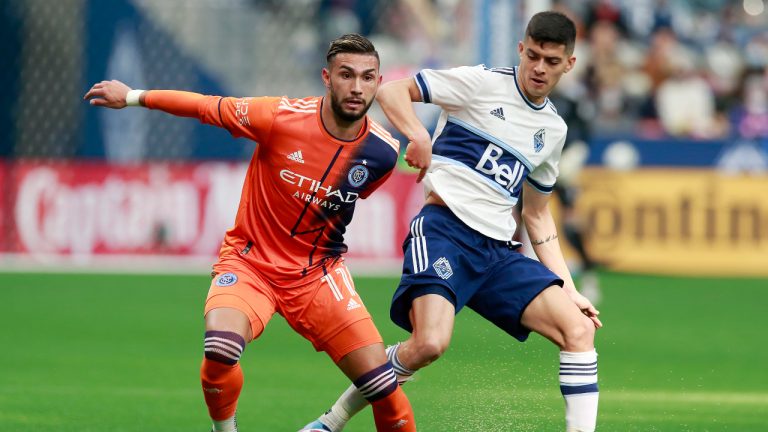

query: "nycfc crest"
left=533, top=128, right=545, bottom=153
left=347, top=164, right=369, bottom=187
left=216, top=272, right=238, bottom=287
left=433, top=257, right=453, bottom=280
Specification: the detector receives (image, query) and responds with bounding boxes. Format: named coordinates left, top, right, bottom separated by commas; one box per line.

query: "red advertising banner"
left=6, top=161, right=765, bottom=276
left=1, top=160, right=422, bottom=271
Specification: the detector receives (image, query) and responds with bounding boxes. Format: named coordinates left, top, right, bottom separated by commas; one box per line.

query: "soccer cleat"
left=298, top=419, right=332, bottom=431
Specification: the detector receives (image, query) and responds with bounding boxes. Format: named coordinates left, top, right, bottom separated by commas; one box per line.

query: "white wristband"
left=126, top=89, right=145, bottom=107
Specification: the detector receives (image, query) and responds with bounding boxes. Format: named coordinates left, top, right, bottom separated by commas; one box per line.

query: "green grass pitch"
left=1, top=271, right=767, bottom=431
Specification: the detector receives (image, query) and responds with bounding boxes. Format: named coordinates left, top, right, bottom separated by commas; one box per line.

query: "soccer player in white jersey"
left=301, top=11, right=602, bottom=432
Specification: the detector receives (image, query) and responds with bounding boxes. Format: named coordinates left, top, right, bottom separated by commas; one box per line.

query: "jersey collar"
left=317, top=97, right=370, bottom=146
left=513, top=67, right=548, bottom=111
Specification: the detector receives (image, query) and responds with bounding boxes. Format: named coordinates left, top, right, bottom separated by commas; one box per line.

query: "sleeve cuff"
left=526, top=177, right=554, bottom=194
left=415, top=72, right=431, bottom=104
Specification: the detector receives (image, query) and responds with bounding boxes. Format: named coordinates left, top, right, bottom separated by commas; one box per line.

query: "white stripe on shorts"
left=323, top=274, right=343, bottom=301
left=410, top=217, right=428, bottom=272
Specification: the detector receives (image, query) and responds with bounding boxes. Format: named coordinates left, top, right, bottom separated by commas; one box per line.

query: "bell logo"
left=475, top=143, right=525, bottom=191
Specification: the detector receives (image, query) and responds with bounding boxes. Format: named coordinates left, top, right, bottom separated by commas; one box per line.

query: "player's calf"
left=355, top=362, right=415, bottom=431
left=201, top=330, right=246, bottom=432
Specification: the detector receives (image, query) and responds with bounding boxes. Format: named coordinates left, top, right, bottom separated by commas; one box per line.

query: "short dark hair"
left=326, top=33, right=379, bottom=65
left=526, top=11, right=576, bottom=55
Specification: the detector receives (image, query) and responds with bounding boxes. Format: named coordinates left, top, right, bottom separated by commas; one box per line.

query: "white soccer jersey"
left=415, top=65, right=567, bottom=240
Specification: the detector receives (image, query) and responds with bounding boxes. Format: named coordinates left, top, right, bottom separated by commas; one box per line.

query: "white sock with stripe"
left=560, top=350, right=599, bottom=432
left=387, top=343, right=416, bottom=384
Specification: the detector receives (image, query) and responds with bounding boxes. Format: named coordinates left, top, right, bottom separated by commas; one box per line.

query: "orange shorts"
left=205, top=256, right=383, bottom=363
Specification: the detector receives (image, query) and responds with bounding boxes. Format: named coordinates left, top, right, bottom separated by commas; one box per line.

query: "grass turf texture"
left=1, top=271, right=766, bottom=431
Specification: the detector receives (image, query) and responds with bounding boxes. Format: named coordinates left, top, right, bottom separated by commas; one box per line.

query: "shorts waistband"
left=497, top=240, right=522, bottom=250
left=420, top=204, right=520, bottom=250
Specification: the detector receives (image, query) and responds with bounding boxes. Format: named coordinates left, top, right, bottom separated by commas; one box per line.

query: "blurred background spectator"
left=1, top=0, right=766, bottom=275
left=2, top=0, right=767, bottom=161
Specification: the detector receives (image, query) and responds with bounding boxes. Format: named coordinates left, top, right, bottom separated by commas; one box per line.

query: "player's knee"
left=410, top=336, right=449, bottom=367
left=203, top=330, right=246, bottom=366
left=561, top=318, right=595, bottom=351
left=205, top=307, right=256, bottom=341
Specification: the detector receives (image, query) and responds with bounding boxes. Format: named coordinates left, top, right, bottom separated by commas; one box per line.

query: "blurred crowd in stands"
left=551, top=0, right=768, bottom=144
left=319, top=0, right=768, bottom=143
left=3, top=0, right=765, bottom=160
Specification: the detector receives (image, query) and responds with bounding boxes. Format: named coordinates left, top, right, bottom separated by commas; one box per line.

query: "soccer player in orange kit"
left=84, top=34, right=415, bottom=432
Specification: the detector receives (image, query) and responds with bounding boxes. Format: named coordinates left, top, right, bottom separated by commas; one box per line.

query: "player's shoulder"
left=543, top=99, right=567, bottom=125
left=484, top=65, right=523, bottom=84
left=485, top=65, right=516, bottom=76
left=469, top=65, right=518, bottom=91
left=422, top=64, right=491, bottom=81
left=276, top=96, right=320, bottom=113
left=367, top=119, right=400, bottom=155
left=536, top=100, right=568, bottom=144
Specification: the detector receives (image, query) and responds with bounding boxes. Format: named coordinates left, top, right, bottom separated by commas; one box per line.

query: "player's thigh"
left=520, top=285, right=593, bottom=348
left=468, top=251, right=562, bottom=342
left=206, top=264, right=277, bottom=342
left=409, top=293, right=455, bottom=347
left=205, top=308, right=253, bottom=341
left=281, top=262, right=383, bottom=362
left=335, top=337, right=387, bottom=381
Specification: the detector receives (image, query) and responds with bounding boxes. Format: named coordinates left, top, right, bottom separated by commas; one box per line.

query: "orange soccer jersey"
left=144, top=91, right=400, bottom=287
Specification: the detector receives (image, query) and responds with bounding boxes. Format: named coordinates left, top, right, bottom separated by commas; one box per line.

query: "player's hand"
left=404, top=132, right=432, bottom=183
left=569, top=291, right=602, bottom=329
left=83, top=80, right=132, bottom=109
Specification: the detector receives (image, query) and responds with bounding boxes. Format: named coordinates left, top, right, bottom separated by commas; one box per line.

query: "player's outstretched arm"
left=85, top=81, right=265, bottom=142
left=376, top=78, right=432, bottom=181
left=83, top=79, right=140, bottom=109
left=85, top=82, right=227, bottom=125
left=521, top=182, right=602, bottom=328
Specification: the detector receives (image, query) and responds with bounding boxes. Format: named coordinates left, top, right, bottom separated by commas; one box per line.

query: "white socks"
left=559, top=350, right=599, bottom=432
left=211, top=414, right=237, bottom=432
left=386, top=343, right=416, bottom=384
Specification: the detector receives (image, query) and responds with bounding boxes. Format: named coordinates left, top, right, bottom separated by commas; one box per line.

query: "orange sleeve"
left=143, top=90, right=280, bottom=143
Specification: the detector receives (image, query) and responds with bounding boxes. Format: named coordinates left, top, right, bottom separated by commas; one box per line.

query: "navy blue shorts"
left=391, top=205, right=563, bottom=342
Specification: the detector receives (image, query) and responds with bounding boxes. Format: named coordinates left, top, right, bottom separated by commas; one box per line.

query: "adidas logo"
left=203, top=387, right=223, bottom=394
left=287, top=150, right=304, bottom=163
left=392, top=419, right=409, bottom=429
left=346, top=298, right=361, bottom=311
left=490, top=107, right=505, bottom=120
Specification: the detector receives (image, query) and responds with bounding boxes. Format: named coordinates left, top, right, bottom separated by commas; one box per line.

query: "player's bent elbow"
left=520, top=207, right=550, bottom=226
